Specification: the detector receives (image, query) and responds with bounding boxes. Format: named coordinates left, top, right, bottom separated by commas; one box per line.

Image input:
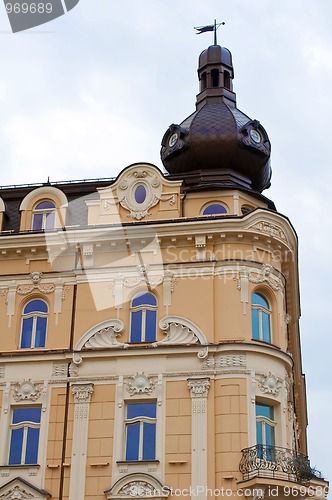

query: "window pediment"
left=0, top=477, right=50, bottom=499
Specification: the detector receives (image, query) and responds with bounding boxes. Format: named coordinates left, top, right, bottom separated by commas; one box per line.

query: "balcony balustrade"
left=239, top=445, right=316, bottom=483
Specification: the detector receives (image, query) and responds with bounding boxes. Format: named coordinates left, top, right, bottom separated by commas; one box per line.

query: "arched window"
left=130, top=293, right=157, bottom=343
left=20, top=299, right=48, bottom=348
left=251, top=293, right=271, bottom=343
left=202, top=203, right=227, bottom=216
left=32, top=200, right=56, bottom=231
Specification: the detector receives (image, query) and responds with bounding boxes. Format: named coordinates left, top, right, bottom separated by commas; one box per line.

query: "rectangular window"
left=9, top=407, right=41, bottom=465
left=256, top=403, right=275, bottom=461
left=125, top=402, right=156, bottom=461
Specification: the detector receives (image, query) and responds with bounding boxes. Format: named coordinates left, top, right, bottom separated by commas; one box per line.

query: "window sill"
left=116, top=460, right=159, bottom=465
left=0, top=464, right=40, bottom=468
left=251, top=339, right=281, bottom=350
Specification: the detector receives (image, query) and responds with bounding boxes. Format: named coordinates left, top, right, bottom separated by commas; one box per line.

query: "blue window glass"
left=126, top=422, right=140, bottom=460
left=32, top=200, right=56, bottom=230
left=24, top=299, right=48, bottom=314
left=251, top=293, right=271, bottom=343
left=35, top=201, right=55, bottom=210
left=20, top=300, right=48, bottom=348
left=256, top=403, right=275, bottom=461
left=132, top=293, right=157, bottom=307
left=134, top=185, right=147, bottom=204
left=202, top=204, right=227, bottom=215
left=125, top=402, right=156, bottom=461
left=9, top=407, right=41, bottom=465
left=130, top=293, right=157, bottom=343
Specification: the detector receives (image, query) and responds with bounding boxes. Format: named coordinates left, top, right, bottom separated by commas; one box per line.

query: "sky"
left=0, top=0, right=331, bottom=488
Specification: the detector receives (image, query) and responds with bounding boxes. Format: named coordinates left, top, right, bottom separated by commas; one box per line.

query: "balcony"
left=239, top=445, right=317, bottom=483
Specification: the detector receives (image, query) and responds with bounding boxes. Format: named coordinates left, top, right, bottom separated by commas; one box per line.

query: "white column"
left=69, top=382, right=94, bottom=500
left=188, top=378, right=210, bottom=500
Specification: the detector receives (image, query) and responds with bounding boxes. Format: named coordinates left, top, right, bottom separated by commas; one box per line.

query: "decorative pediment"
left=105, top=473, right=170, bottom=499
left=86, top=163, right=182, bottom=224
left=0, top=477, right=50, bottom=499
left=155, top=316, right=209, bottom=358
left=74, top=319, right=127, bottom=351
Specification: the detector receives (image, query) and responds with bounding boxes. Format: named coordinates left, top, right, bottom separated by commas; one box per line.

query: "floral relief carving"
left=123, top=264, right=164, bottom=288
left=249, top=220, right=288, bottom=243
left=248, top=264, right=282, bottom=291
left=71, top=383, right=94, bottom=404
left=17, top=272, right=55, bottom=295
left=13, top=379, right=42, bottom=402
left=257, top=372, right=283, bottom=397
left=188, top=378, right=210, bottom=398
left=0, top=485, right=34, bottom=499
left=127, top=373, right=155, bottom=396
left=118, top=481, right=156, bottom=496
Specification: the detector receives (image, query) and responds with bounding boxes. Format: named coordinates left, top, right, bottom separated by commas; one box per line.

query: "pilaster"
left=188, top=377, right=210, bottom=500
left=68, top=382, right=94, bottom=500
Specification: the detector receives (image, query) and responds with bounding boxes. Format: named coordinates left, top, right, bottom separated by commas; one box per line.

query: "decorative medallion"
left=127, top=373, right=155, bottom=396
left=257, top=372, right=282, bottom=397
left=13, top=379, right=42, bottom=402
left=116, top=166, right=163, bottom=220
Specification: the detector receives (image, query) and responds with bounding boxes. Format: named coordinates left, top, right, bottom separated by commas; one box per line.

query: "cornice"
left=0, top=208, right=297, bottom=250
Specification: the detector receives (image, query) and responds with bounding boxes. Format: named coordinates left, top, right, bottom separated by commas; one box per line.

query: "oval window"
left=134, top=185, right=147, bottom=204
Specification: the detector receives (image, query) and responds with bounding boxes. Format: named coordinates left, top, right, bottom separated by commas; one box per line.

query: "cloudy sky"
left=0, top=0, right=331, bottom=487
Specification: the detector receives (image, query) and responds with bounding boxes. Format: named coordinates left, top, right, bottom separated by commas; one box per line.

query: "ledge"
left=116, top=460, right=160, bottom=465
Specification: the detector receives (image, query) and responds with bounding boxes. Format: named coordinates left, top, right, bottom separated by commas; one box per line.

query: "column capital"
left=71, top=382, right=94, bottom=404
left=188, top=377, right=210, bottom=398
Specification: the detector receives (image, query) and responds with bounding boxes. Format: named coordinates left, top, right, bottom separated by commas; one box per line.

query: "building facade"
left=0, top=43, right=328, bottom=500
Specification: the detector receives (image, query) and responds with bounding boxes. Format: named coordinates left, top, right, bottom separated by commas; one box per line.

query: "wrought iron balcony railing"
left=239, top=445, right=315, bottom=483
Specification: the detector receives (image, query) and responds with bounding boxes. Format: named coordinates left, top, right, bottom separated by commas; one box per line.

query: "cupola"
left=161, top=43, right=272, bottom=193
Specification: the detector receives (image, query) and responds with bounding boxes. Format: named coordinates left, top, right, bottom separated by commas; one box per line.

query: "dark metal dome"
left=160, top=45, right=272, bottom=193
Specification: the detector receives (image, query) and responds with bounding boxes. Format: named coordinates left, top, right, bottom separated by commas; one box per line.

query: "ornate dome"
left=161, top=45, right=272, bottom=193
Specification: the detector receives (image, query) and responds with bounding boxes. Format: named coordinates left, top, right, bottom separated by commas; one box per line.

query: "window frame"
left=124, top=401, right=157, bottom=461
left=129, top=292, right=157, bottom=343
left=251, top=292, right=272, bottom=343
left=32, top=200, right=56, bottom=231
left=8, top=406, right=42, bottom=465
left=20, top=299, right=48, bottom=349
left=255, top=402, right=276, bottom=461
left=201, top=202, right=228, bottom=216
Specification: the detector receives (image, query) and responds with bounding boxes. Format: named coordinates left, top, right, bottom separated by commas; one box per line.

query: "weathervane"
left=194, top=19, right=225, bottom=45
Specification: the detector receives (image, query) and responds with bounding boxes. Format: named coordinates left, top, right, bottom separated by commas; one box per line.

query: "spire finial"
left=194, top=19, right=225, bottom=45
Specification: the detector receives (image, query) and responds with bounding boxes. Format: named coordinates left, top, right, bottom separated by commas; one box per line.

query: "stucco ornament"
left=0, top=485, right=34, bottom=499
left=13, top=379, right=42, bottom=402
left=118, top=481, right=156, bottom=496
left=248, top=264, right=282, bottom=291
left=116, top=166, right=163, bottom=220
left=127, top=372, right=155, bottom=396
left=257, top=372, right=282, bottom=397
left=17, top=272, right=55, bottom=295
